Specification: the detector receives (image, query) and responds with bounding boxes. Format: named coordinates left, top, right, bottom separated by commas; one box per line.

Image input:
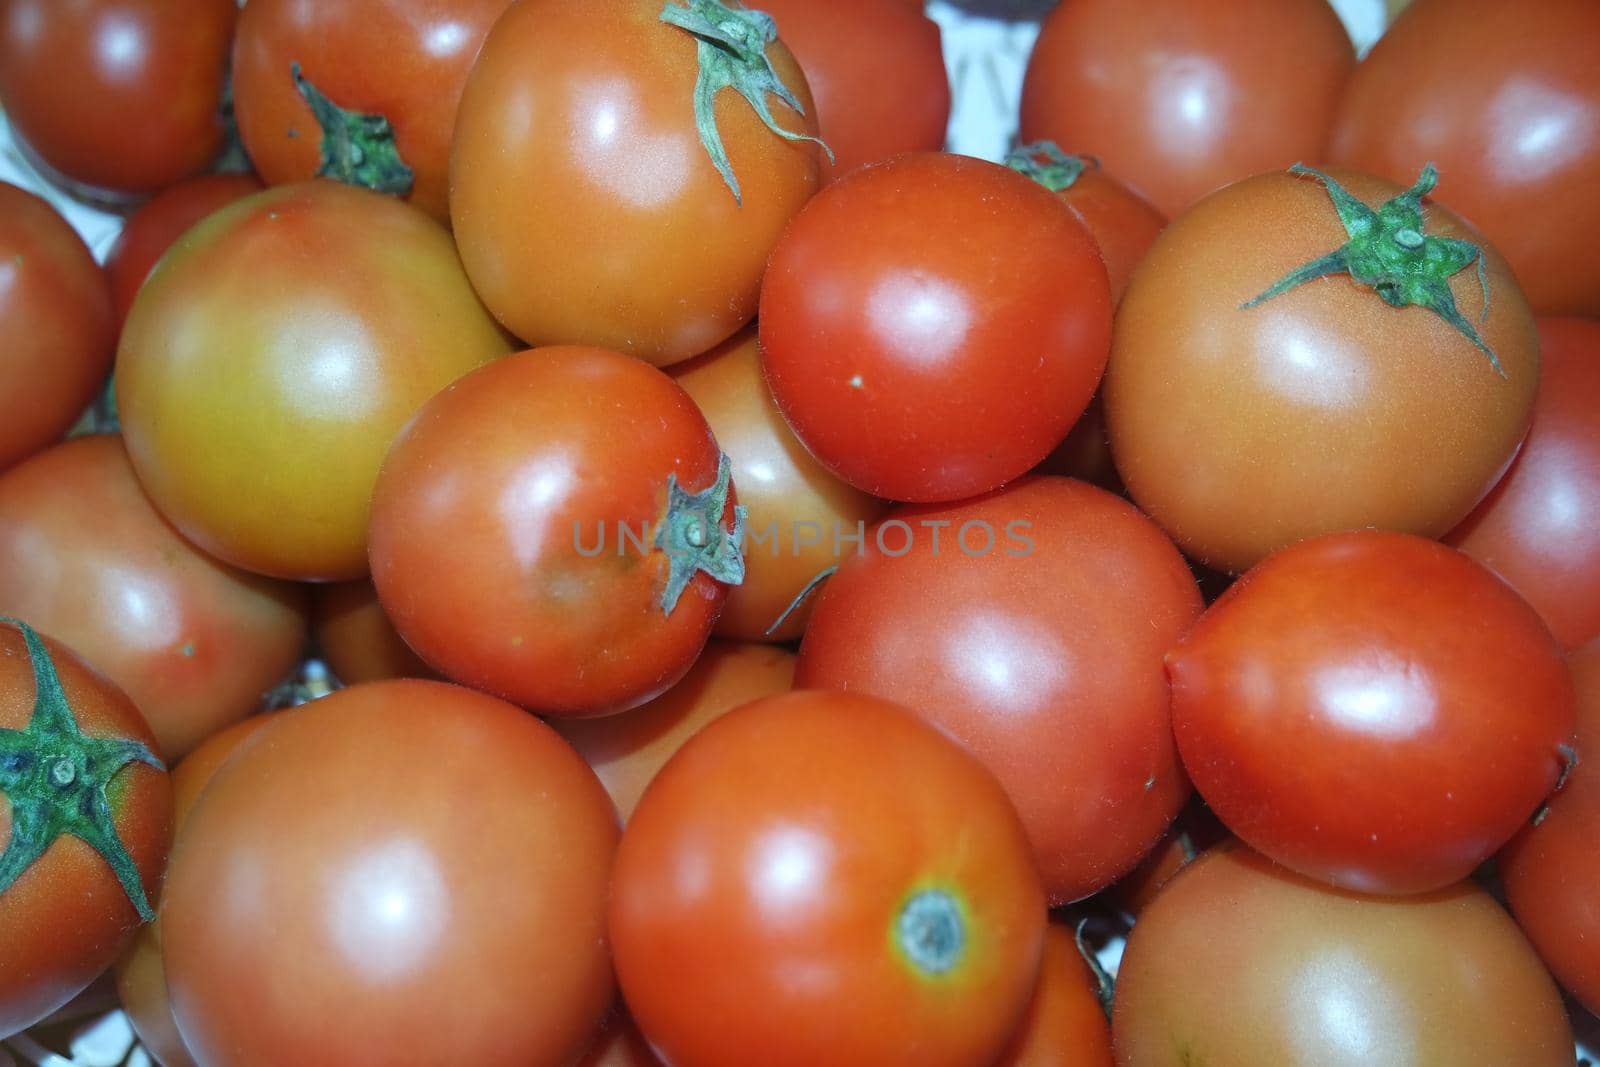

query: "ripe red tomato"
left=450, top=0, right=821, bottom=365
left=994, top=923, right=1112, bottom=1067
left=231, top=0, right=507, bottom=221
left=797, top=477, right=1200, bottom=903
left=1500, top=637, right=1600, bottom=1016
left=1018, top=0, right=1354, bottom=218
left=0, top=620, right=172, bottom=1038
left=1113, top=844, right=1575, bottom=1065
left=1448, top=317, right=1600, bottom=650
left=161, top=680, right=619, bottom=1067
left=1329, top=0, right=1600, bottom=316
left=116, top=181, right=512, bottom=581
left=369, top=346, right=742, bottom=717
left=0, top=0, right=236, bottom=197
left=0, top=435, right=308, bottom=761
left=310, top=580, right=437, bottom=686
left=753, top=0, right=949, bottom=183
left=0, top=182, right=114, bottom=474
left=1170, top=530, right=1577, bottom=895
left=1104, top=165, right=1539, bottom=574
left=611, top=690, right=1046, bottom=1067
left=760, top=152, right=1112, bottom=503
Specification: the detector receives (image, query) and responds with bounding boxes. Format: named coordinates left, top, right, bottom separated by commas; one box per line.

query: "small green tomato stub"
left=654, top=451, right=748, bottom=613
left=290, top=62, right=415, bottom=197
left=894, top=888, right=967, bottom=977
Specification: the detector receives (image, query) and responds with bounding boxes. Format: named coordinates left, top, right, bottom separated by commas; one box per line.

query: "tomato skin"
left=1169, top=530, right=1576, bottom=896
left=0, top=0, right=235, bottom=197
left=760, top=152, right=1112, bottom=503
left=754, top=0, right=949, bottom=184
left=0, top=624, right=173, bottom=1039
left=162, top=680, right=619, bottom=1067
left=1329, top=0, right=1600, bottom=316
left=611, top=690, right=1046, bottom=1067
left=1104, top=167, right=1538, bottom=575
left=576, top=1010, right=665, bottom=1067
left=994, top=924, right=1112, bottom=1067
left=116, top=181, right=512, bottom=582
left=1448, top=317, right=1600, bottom=651
left=310, top=580, right=437, bottom=686
left=450, top=0, right=820, bottom=365
left=670, top=328, right=887, bottom=642
left=232, top=0, right=507, bottom=221
left=1500, top=637, right=1600, bottom=1016
left=1043, top=163, right=1165, bottom=305
left=368, top=346, right=735, bottom=717
left=0, top=182, right=115, bottom=474
left=1113, top=844, right=1575, bottom=1066
left=1018, top=0, right=1354, bottom=218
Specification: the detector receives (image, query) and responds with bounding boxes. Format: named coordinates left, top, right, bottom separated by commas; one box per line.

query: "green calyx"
left=1241, top=163, right=1503, bottom=377
left=1004, top=140, right=1093, bottom=192
left=653, top=452, right=748, bottom=613
left=290, top=63, right=415, bottom=197
left=0, top=618, right=164, bottom=922
left=658, top=0, right=832, bottom=205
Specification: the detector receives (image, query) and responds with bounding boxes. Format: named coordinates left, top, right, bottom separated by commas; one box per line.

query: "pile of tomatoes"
left=1, top=0, right=1597, bottom=1064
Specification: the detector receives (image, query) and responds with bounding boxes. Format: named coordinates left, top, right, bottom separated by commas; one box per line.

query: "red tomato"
left=161, top=680, right=619, bottom=1067
left=1104, top=166, right=1539, bottom=574
left=0, top=0, right=236, bottom=197
left=116, top=181, right=513, bottom=581
left=368, top=346, right=742, bottom=717
left=103, top=174, right=262, bottom=329
left=1448, top=317, right=1600, bottom=650
left=0, top=620, right=172, bottom=1038
left=310, top=580, right=437, bottom=686
left=611, top=690, right=1046, bottom=1067
left=0, top=182, right=114, bottom=474
left=754, top=0, right=949, bottom=183
left=1018, top=0, right=1354, bottom=218
left=450, top=0, right=821, bottom=365
left=796, top=477, right=1200, bottom=903
left=760, top=152, right=1112, bottom=503
left=994, top=923, right=1112, bottom=1067
left=232, top=0, right=507, bottom=221
left=1501, top=637, right=1600, bottom=1016
left=1329, top=0, right=1600, bottom=316
left=1169, top=530, right=1577, bottom=895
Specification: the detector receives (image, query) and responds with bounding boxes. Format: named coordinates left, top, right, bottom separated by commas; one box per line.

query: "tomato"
left=553, top=639, right=793, bottom=821
left=369, top=346, right=742, bottom=717
left=0, top=182, right=115, bottom=474
left=1329, top=0, right=1600, bottom=316
left=0, top=435, right=307, bottom=761
left=450, top=0, right=821, bottom=365
left=161, top=680, right=618, bottom=1067
left=310, top=580, right=436, bottom=686
left=1448, top=317, right=1600, bottom=651
left=1100, top=799, right=1227, bottom=920
left=1501, top=637, right=1600, bottom=1016
left=611, top=690, right=1046, bottom=1067
left=231, top=0, right=507, bottom=222
left=995, top=923, right=1112, bottom=1067
left=1169, top=530, right=1576, bottom=896
left=753, top=0, right=949, bottom=184
left=759, top=152, right=1112, bottom=503
left=1104, top=165, right=1539, bottom=574
left=796, top=477, right=1200, bottom=903
left=576, top=1009, right=665, bottom=1067
left=1113, top=844, right=1575, bottom=1066
left=116, top=181, right=512, bottom=582
left=0, top=0, right=235, bottom=198
left=1018, top=0, right=1354, bottom=219
left=670, top=328, right=886, bottom=642
left=103, top=174, right=263, bottom=329
left=0, top=619, right=172, bottom=1038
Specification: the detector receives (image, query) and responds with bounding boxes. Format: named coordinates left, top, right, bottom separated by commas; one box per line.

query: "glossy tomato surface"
left=116, top=181, right=512, bottom=581
left=310, top=580, right=436, bottom=686
left=760, top=152, right=1112, bottom=503
left=1113, top=844, right=1575, bottom=1066
left=451, top=0, right=820, bottom=365
left=611, top=690, right=1046, bottom=1067
left=994, top=923, right=1112, bottom=1067
left=1018, top=0, right=1354, bottom=218
left=1170, top=530, right=1576, bottom=895
left=1448, top=317, right=1600, bottom=650
left=1039, top=159, right=1164, bottom=305
left=1104, top=167, right=1538, bottom=574
left=161, top=680, right=619, bottom=1067
left=1329, top=0, right=1600, bottom=316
